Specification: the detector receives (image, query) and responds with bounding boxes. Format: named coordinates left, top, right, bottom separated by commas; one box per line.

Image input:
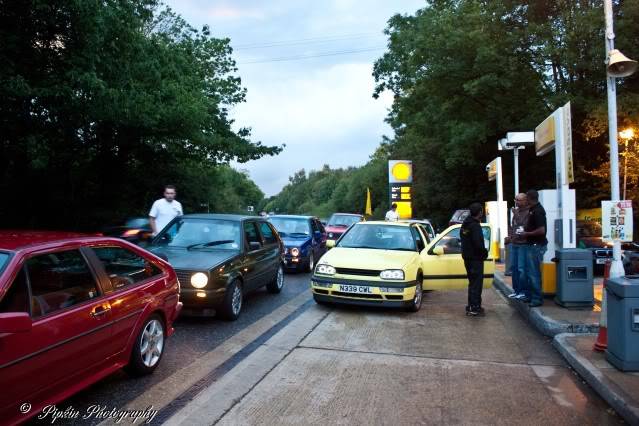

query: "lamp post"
left=603, top=0, right=637, bottom=278
left=498, top=132, right=535, bottom=196
left=619, top=128, right=634, bottom=200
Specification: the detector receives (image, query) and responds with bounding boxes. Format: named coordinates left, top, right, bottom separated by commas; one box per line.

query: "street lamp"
left=604, top=0, right=637, bottom=278
left=498, top=132, right=535, bottom=196
left=619, top=128, right=635, bottom=200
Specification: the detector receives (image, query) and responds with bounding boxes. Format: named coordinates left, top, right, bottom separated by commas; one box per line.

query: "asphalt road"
left=25, top=272, right=625, bottom=425
left=27, top=271, right=313, bottom=425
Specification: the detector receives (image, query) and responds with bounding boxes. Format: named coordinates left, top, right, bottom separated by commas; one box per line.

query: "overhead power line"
left=233, top=32, right=383, bottom=50
left=239, top=46, right=386, bottom=65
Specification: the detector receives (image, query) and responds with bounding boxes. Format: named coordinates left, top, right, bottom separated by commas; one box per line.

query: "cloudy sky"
left=165, top=0, right=425, bottom=195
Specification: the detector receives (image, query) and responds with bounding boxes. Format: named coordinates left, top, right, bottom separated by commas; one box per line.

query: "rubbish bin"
left=605, top=275, right=639, bottom=371
left=554, top=248, right=594, bottom=308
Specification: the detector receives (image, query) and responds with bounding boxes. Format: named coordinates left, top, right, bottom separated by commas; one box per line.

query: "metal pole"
left=496, top=157, right=503, bottom=202
left=604, top=0, right=625, bottom=277
left=513, top=148, right=519, bottom=196
left=623, top=138, right=628, bottom=200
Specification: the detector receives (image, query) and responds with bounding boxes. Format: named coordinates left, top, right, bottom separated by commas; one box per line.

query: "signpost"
left=388, top=160, right=413, bottom=219
left=534, top=102, right=577, bottom=294
left=485, top=157, right=507, bottom=260
left=602, top=200, right=634, bottom=242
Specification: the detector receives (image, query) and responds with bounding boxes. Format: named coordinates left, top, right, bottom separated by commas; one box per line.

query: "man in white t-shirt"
left=149, top=185, right=183, bottom=235
left=385, top=203, right=400, bottom=221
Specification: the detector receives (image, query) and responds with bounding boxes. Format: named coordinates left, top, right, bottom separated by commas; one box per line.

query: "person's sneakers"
left=466, top=306, right=485, bottom=316
left=528, top=301, right=543, bottom=307
left=507, top=292, right=519, bottom=299
left=514, top=294, right=528, bottom=300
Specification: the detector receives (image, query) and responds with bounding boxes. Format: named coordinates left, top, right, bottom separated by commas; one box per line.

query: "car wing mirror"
left=326, top=240, right=336, bottom=249
left=249, top=242, right=262, bottom=251
left=0, top=312, right=32, bottom=333
left=432, top=246, right=445, bottom=256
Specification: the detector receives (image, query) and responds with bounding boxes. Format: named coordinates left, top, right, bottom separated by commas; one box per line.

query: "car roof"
left=0, top=230, right=103, bottom=251
left=269, top=215, right=315, bottom=220
left=357, top=221, right=411, bottom=227
left=181, top=214, right=265, bottom=221
left=330, top=213, right=363, bottom=217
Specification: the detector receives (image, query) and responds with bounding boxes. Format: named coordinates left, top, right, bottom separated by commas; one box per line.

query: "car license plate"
left=338, top=284, right=372, bottom=294
left=596, top=258, right=607, bottom=264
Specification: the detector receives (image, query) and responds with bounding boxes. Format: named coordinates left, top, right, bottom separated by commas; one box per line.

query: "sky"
left=165, top=0, right=425, bottom=196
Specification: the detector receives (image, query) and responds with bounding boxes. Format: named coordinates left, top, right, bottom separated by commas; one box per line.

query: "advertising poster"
left=602, top=200, right=633, bottom=242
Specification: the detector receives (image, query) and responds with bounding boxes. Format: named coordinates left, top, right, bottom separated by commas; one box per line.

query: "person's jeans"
left=526, top=244, right=547, bottom=305
left=511, top=244, right=528, bottom=295
left=464, top=259, right=484, bottom=309
left=505, top=243, right=513, bottom=275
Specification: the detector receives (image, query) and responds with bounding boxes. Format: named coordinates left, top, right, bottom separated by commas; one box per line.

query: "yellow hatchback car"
left=311, top=221, right=494, bottom=311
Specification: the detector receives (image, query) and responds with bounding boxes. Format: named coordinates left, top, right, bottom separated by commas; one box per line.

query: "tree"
left=0, top=0, right=280, bottom=229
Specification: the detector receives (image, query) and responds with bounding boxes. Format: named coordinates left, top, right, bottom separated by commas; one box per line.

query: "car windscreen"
left=269, top=218, right=310, bottom=237
left=338, top=224, right=416, bottom=251
left=328, top=214, right=361, bottom=227
left=155, top=218, right=241, bottom=250
left=0, top=251, right=11, bottom=274
left=125, top=218, right=150, bottom=228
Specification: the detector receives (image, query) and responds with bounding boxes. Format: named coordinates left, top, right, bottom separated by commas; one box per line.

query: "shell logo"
left=391, top=162, right=411, bottom=181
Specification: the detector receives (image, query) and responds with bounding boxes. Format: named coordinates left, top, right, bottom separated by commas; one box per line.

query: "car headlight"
left=315, top=264, right=336, bottom=275
left=191, top=272, right=209, bottom=288
left=291, top=247, right=300, bottom=257
left=380, top=269, right=405, bottom=280
left=328, top=233, right=334, bottom=238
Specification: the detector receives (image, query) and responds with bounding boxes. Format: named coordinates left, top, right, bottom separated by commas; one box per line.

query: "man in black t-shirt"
left=461, top=202, right=489, bottom=316
left=521, top=189, right=548, bottom=307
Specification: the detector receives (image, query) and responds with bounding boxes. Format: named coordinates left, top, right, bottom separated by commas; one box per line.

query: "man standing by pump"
left=506, top=193, right=530, bottom=301
left=521, top=189, right=548, bottom=307
left=461, top=202, right=489, bottom=316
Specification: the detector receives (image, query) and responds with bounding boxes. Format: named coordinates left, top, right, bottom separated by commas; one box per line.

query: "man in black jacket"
left=461, top=202, right=489, bottom=316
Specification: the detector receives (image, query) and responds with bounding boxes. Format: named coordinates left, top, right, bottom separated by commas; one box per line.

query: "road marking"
left=164, top=304, right=329, bottom=425
left=98, top=291, right=313, bottom=426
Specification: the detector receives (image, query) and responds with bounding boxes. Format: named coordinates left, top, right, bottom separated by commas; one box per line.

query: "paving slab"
left=493, top=266, right=600, bottom=336
left=219, top=347, right=619, bottom=426
left=554, top=333, right=639, bottom=424
left=300, top=289, right=561, bottom=366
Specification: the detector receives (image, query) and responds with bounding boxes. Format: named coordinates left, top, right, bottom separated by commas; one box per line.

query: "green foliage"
left=0, top=0, right=279, bottom=229
left=261, top=161, right=389, bottom=220
left=372, top=0, right=639, bottom=225
left=267, top=0, right=639, bottom=229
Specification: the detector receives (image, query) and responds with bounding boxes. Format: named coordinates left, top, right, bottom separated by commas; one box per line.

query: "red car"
left=325, top=213, right=365, bottom=245
left=0, top=231, right=182, bottom=425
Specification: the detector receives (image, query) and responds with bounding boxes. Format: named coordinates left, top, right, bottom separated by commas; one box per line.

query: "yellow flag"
left=365, top=188, right=373, bottom=216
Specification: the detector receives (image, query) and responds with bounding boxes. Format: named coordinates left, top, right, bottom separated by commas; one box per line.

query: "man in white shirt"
left=149, top=185, right=183, bottom=235
left=385, top=203, right=400, bottom=221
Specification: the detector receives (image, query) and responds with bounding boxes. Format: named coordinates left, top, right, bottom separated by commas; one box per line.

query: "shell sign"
left=388, top=161, right=413, bottom=219
left=388, top=160, right=412, bottom=183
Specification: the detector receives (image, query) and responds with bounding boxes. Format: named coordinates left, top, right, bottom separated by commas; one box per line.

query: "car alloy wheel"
left=231, top=282, right=242, bottom=316
left=308, top=252, right=315, bottom=272
left=276, top=265, right=284, bottom=289
left=414, top=283, right=423, bottom=308
left=140, top=318, right=164, bottom=368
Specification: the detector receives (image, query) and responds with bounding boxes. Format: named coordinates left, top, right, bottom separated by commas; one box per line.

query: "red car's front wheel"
left=125, top=314, right=165, bottom=376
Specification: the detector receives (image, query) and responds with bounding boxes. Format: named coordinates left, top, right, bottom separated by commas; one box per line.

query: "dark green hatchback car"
left=149, top=214, right=284, bottom=320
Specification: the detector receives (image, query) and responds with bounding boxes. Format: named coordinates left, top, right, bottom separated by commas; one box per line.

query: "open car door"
left=420, top=224, right=495, bottom=290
